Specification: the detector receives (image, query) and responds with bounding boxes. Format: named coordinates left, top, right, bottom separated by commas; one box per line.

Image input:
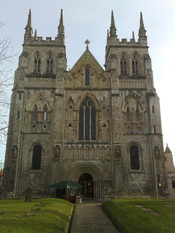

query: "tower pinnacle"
left=24, top=9, right=33, bottom=39
left=57, top=9, right=65, bottom=43
left=110, top=10, right=117, bottom=37
left=138, top=12, right=147, bottom=45
left=138, top=12, right=147, bottom=37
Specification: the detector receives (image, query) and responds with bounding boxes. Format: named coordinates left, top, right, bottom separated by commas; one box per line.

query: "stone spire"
left=24, top=9, right=33, bottom=39
left=138, top=12, right=147, bottom=44
left=138, top=12, right=147, bottom=46
left=57, top=9, right=65, bottom=43
left=110, top=10, right=117, bottom=37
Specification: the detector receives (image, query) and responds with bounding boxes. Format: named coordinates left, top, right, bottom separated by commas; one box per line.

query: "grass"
left=103, top=198, right=175, bottom=233
left=0, top=198, right=73, bottom=233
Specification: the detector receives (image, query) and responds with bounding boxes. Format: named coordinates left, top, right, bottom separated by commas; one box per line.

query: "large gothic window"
left=32, top=145, right=42, bottom=170
left=130, top=145, right=140, bottom=170
left=79, top=97, right=96, bottom=140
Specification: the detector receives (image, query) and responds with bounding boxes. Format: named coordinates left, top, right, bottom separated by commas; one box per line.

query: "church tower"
left=3, top=10, right=167, bottom=199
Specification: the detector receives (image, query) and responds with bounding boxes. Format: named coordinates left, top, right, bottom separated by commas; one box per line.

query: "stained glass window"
left=79, top=97, right=96, bottom=140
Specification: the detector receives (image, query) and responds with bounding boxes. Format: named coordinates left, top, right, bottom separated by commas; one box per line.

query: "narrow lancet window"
left=120, top=56, right=127, bottom=74
left=34, top=58, right=41, bottom=72
left=85, top=69, right=90, bottom=86
left=132, top=54, right=139, bottom=74
left=126, top=107, right=131, bottom=121
left=47, top=57, right=53, bottom=73
left=130, top=145, right=140, bottom=170
left=33, top=105, right=38, bottom=121
left=132, top=60, right=138, bottom=74
left=135, top=107, right=139, bottom=121
left=43, top=105, right=48, bottom=121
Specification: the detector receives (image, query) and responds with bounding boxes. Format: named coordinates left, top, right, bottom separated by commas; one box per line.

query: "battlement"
left=24, top=36, right=64, bottom=46
left=107, top=36, right=148, bottom=48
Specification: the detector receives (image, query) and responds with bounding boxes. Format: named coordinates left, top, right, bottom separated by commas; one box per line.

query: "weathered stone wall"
left=3, top=12, right=168, bottom=199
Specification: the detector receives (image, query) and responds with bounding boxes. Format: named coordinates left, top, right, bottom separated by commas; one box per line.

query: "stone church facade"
left=3, top=10, right=167, bottom=199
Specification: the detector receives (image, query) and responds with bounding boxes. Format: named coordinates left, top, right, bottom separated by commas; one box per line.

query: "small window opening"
left=85, top=69, right=90, bottom=86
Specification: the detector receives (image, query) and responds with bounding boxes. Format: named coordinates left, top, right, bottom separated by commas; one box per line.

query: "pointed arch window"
left=32, top=145, right=42, bottom=170
left=43, top=105, right=48, bottom=121
left=34, top=58, right=41, bottom=72
left=34, top=52, right=41, bottom=73
left=126, top=107, right=131, bottom=121
left=132, top=55, right=139, bottom=74
left=85, top=69, right=90, bottom=86
left=120, top=55, right=127, bottom=74
left=47, top=57, right=53, bottom=73
left=33, top=105, right=38, bottom=121
left=135, top=107, right=139, bottom=121
left=130, top=145, right=140, bottom=170
left=79, top=97, right=96, bottom=140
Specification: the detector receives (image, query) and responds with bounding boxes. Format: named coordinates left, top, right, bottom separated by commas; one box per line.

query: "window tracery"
left=79, top=97, right=96, bottom=140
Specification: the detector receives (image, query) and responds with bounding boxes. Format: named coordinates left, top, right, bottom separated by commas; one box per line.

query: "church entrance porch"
left=79, top=173, right=93, bottom=198
left=68, top=163, right=103, bottom=200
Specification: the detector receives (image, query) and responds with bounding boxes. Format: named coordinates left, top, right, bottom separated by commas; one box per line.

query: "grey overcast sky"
left=1, top=0, right=175, bottom=163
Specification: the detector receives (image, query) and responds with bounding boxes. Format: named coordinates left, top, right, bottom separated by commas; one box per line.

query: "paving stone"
left=70, top=202, right=120, bottom=233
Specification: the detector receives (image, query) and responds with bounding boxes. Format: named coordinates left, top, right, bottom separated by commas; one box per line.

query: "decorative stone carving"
left=154, top=146, right=160, bottom=160
left=114, top=145, right=121, bottom=158
left=12, top=145, right=18, bottom=160
left=54, top=145, right=60, bottom=161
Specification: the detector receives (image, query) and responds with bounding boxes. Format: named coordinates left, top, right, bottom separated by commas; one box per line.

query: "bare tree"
left=0, top=24, right=14, bottom=145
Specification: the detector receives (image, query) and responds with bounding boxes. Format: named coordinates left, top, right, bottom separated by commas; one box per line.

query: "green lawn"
left=103, top=198, right=175, bottom=233
left=0, top=198, right=73, bottom=233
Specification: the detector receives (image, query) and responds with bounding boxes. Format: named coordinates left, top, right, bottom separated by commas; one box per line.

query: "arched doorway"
left=79, top=173, right=93, bottom=198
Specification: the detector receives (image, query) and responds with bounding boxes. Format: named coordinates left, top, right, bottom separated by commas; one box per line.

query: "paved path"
left=69, top=202, right=120, bottom=233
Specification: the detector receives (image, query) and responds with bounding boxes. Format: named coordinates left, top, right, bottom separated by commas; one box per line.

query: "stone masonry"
left=3, top=10, right=168, bottom=199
